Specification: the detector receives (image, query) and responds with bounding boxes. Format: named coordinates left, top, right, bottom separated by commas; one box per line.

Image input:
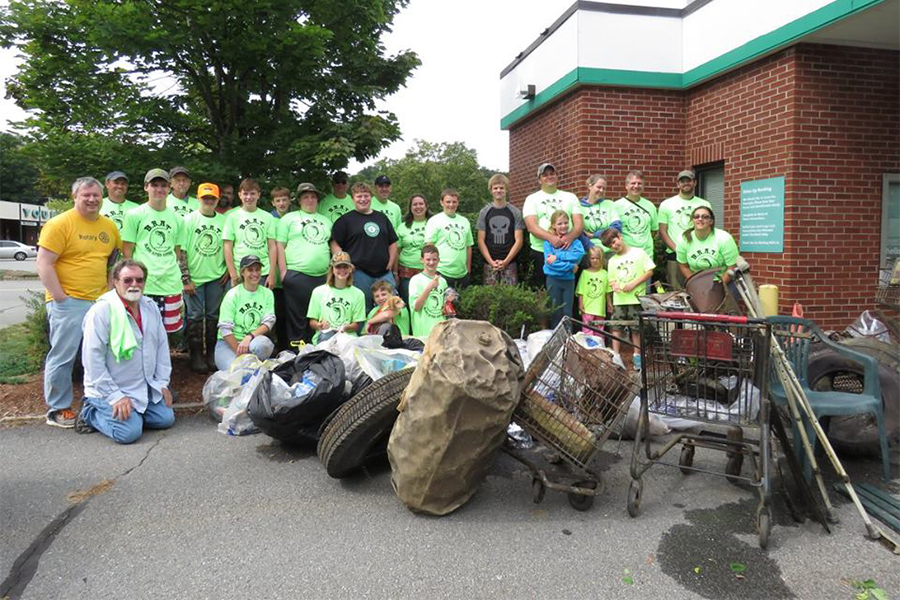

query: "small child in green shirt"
left=576, top=245, right=611, bottom=336
left=366, top=280, right=409, bottom=336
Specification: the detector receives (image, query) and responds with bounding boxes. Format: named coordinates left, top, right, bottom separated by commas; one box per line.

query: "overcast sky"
left=0, top=0, right=572, bottom=172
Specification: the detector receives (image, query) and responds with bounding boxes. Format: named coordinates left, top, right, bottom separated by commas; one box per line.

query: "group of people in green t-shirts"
left=520, top=164, right=739, bottom=371
left=97, top=163, right=738, bottom=375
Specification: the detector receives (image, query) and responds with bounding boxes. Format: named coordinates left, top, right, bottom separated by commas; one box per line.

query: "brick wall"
left=508, top=43, right=900, bottom=329
left=508, top=87, right=686, bottom=207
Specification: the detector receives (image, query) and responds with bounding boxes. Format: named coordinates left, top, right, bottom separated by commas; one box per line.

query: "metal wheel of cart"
left=628, top=311, right=775, bottom=548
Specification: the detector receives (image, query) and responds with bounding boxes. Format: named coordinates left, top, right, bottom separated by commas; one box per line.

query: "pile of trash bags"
left=203, top=333, right=422, bottom=439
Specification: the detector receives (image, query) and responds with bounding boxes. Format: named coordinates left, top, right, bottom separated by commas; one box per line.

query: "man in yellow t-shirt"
left=37, top=176, right=121, bottom=429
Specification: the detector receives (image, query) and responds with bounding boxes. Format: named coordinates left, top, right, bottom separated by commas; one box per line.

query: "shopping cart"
left=627, top=311, right=775, bottom=547
left=505, top=317, right=641, bottom=511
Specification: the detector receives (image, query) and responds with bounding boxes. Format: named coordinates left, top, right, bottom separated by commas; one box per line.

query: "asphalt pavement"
left=1, top=415, right=897, bottom=600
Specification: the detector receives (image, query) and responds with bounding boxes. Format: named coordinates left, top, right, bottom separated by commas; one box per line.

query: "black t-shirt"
left=480, top=205, right=517, bottom=260
left=331, top=210, right=398, bottom=276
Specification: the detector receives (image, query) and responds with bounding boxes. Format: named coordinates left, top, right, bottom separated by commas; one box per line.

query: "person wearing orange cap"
left=181, top=183, right=229, bottom=372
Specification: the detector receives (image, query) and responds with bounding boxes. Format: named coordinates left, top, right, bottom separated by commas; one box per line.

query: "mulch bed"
left=0, top=351, right=210, bottom=419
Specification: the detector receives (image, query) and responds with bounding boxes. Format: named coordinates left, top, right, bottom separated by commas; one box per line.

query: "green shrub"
left=22, top=290, right=50, bottom=362
left=0, top=292, right=46, bottom=382
left=458, top=284, right=552, bottom=339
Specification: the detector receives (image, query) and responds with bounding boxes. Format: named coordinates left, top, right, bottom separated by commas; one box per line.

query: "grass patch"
left=0, top=322, right=42, bottom=383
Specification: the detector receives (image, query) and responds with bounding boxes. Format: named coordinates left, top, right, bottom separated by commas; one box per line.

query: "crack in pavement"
left=0, top=436, right=166, bottom=599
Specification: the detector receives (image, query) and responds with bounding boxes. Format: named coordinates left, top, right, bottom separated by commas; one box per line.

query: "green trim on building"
left=501, top=0, right=884, bottom=130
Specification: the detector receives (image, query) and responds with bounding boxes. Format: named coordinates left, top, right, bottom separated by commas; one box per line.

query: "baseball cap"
left=374, top=175, right=391, bottom=185
left=144, top=168, right=170, bottom=184
left=197, top=183, right=220, bottom=199
left=169, top=166, right=191, bottom=179
left=105, top=171, right=129, bottom=182
left=677, top=170, right=696, bottom=181
left=332, top=171, right=349, bottom=183
left=296, top=182, right=321, bottom=197
left=239, top=255, right=263, bottom=270
left=330, top=252, right=354, bottom=268
left=537, top=163, right=556, bottom=177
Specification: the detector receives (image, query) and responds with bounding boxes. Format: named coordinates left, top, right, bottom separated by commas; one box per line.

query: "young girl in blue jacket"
left=543, top=210, right=585, bottom=328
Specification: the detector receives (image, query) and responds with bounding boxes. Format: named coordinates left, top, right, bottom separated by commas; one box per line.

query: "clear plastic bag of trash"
left=845, top=310, right=892, bottom=343
left=214, top=352, right=295, bottom=436
left=269, top=370, right=322, bottom=408
left=204, top=353, right=264, bottom=422
left=316, top=333, right=384, bottom=382
left=354, top=346, right=419, bottom=381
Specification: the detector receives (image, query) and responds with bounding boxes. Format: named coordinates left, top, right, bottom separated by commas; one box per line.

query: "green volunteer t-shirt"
left=100, top=197, right=140, bottom=232
left=181, top=210, right=227, bottom=285
left=576, top=269, right=610, bottom=317
left=217, top=284, right=275, bottom=341
left=614, top=197, right=658, bottom=259
left=277, top=210, right=332, bottom=276
left=396, top=219, right=428, bottom=269
left=166, top=194, right=200, bottom=218
left=522, top=188, right=582, bottom=252
left=424, top=212, right=474, bottom=279
left=581, top=199, right=619, bottom=252
left=122, top=203, right=184, bottom=296
left=307, top=284, right=367, bottom=344
left=408, top=272, right=447, bottom=338
left=365, top=304, right=411, bottom=336
left=676, top=228, right=739, bottom=279
left=659, top=195, right=711, bottom=255
left=317, top=194, right=354, bottom=224
left=222, top=207, right=277, bottom=275
left=608, top=247, right=655, bottom=306
left=371, top=198, right=402, bottom=231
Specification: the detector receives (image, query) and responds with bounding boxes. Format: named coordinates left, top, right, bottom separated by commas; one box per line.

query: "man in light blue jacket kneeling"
left=76, top=259, right=175, bottom=444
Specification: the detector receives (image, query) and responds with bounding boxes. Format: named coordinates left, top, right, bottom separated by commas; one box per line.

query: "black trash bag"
left=248, top=350, right=346, bottom=445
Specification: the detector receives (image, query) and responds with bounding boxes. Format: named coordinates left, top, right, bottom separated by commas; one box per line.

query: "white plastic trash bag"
left=315, top=333, right=383, bottom=382
left=354, top=346, right=419, bottom=381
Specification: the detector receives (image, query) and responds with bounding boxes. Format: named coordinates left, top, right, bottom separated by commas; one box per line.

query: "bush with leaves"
left=457, top=285, right=551, bottom=339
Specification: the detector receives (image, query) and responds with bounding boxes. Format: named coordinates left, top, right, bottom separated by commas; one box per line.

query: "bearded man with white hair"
left=76, top=259, right=176, bottom=443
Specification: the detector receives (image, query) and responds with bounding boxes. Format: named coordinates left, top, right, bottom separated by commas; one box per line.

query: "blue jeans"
left=546, top=276, right=575, bottom=329
left=80, top=395, right=175, bottom=444
left=214, top=337, right=275, bottom=371
left=352, top=271, right=396, bottom=313
left=44, top=298, right=93, bottom=413
left=184, top=279, right=228, bottom=321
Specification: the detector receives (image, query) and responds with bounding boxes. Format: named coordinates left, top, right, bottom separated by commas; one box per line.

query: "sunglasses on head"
left=121, top=277, right=145, bottom=285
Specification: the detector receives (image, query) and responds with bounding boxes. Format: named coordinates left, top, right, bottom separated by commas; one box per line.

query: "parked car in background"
left=0, top=240, right=38, bottom=261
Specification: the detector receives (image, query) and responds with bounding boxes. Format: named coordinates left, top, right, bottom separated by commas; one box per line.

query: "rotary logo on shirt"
left=142, top=219, right=176, bottom=257
left=364, top=222, right=381, bottom=237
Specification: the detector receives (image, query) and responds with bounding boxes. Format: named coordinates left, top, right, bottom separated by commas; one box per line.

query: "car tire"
left=807, top=337, right=899, bottom=457
left=14, top=252, right=26, bottom=261
left=317, top=368, right=414, bottom=479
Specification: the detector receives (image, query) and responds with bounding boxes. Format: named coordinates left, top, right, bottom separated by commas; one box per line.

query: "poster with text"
left=740, top=176, right=784, bottom=253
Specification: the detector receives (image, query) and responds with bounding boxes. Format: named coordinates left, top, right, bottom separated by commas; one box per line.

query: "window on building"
left=695, top=162, right=725, bottom=222
left=882, top=173, right=900, bottom=276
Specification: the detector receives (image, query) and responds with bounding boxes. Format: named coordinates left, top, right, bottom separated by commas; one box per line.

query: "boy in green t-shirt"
left=182, top=182, right=229, bottom=372
left=600, top=228, right=655, bottom=371
left=365, top=280, right=410, bottom=336
left=408, top=244, right=448, bottom=338
left=424, top=189, right=474, bottom=290
left=223, top=178, right=277, bottom=290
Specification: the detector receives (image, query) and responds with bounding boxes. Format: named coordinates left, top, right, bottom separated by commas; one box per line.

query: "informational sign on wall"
left=740, top=176, right=784, bottom=253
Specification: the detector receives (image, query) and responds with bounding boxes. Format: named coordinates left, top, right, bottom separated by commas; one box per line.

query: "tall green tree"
left=0, top=0, right=419, bottom=189
left=357, top=140, right=503, bottom=214
left=0, top=132, right=42, bottom=203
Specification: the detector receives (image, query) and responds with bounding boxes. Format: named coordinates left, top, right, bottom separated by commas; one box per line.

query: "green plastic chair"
left=767, top=316, right=890, bottom=482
